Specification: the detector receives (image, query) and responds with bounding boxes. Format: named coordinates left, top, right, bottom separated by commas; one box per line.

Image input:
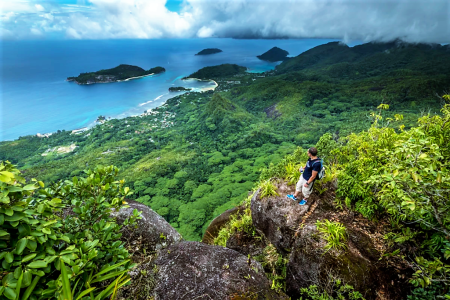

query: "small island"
left=185, top=64, right=247, bottom=80
left=67, top=64, right=165, bottom=84
left=195, top=48, right=223, bottom=56
left=169, top=87, right=192, bottom=92
left=257, top=47, right=289, bottom=62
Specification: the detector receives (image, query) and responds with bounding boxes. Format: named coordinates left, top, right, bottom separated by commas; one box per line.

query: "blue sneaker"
left=287, top=194, right=298, bottom=201
left=299, top=199, right=307, bottom=205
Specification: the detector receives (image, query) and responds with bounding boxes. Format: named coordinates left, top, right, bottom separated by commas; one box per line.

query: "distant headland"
left=257, top=47, right=289, bottom=62
left=195, top=48, right=223, bottom=56
left=67, top=64, right=165, bottom=84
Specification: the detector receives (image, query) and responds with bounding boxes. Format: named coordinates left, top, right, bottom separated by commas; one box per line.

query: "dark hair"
left=308, top=147, right=318, bottom=156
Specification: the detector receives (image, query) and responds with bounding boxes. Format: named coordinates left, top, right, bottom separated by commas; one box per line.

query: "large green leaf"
left=5, top=252, right=14, bottom=263
left=15, top=238, right=28, bottom=255
left=21, top=276, right=40, bottom=300
left=60, top=260, right=72, bottom=300
left=7, top=186, right=22, bottom=193
left=5, top=212, right=25, bottom=222
left=18, top=224, right=31, bottom=238
left=41, top=228, right=51, bottom=235
left=0, top=171, right=14, bottom=183
left=25, top=240, right=37, bottom=251
left=22, top=253, right=37, bottom=263
left=3, top=287, right=16, bottom=300
left=13, top=266, right=22, bottom=279
left=22, top=184, right=37, bottom=191
left=22, top=271, right=32, bottom=288
left=27, top=260, right=48, bottom=269
left=15, top=271, right=23, bottom=300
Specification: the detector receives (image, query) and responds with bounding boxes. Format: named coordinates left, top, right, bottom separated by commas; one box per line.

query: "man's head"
left=308, top=147, right=318, bottom=158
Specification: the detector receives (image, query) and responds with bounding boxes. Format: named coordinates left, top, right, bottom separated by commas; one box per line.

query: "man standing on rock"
left=287, top=147, right=321, bottom=205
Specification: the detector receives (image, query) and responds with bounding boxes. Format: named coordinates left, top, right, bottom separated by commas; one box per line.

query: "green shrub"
left=284, top=163, right=301, bottom=185
left=0, top=161, right=140, bottom=299
left=315, top=220, right=347, bottom=253
left=334, top=97, right=450, bottom=288
left=259, top=180, right=279, bottom=199
left=255, top=243, right=288, bottom=293
left=214, top=208, right=255, bottom=247
left=299, top=278, right=365, bottom=300
left=407, top=282, right=449, bottom=300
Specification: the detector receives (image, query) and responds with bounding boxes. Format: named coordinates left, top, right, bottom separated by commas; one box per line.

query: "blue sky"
left=1, top=0, right=448, bottom=43
left=165, top=0, right=183, bottom=12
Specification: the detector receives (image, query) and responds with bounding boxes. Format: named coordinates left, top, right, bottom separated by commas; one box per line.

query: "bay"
left=1, top=38, right=354, bottom=141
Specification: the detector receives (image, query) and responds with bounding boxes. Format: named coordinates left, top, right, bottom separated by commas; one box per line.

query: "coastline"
left=50, top=78, right=218, bottom=139
left=182, top=78, right=218, bottom=92
left=118, top=73, right=155, bottom=82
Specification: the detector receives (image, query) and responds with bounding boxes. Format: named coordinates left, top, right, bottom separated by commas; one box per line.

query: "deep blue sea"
left=0, top=38, right=358, bottom=141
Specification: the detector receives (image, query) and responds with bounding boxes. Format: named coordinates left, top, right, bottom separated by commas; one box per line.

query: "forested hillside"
left=1, top=40, right=449, bottom=242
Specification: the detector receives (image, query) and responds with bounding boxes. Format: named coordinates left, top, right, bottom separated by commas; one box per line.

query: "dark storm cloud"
left=1, top=0, right=448, bottom=43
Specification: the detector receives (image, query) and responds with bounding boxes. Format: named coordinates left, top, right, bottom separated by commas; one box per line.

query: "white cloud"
left=30, top=27, right=43, bottom=36
left=0, top=0, right=448, bottom=43
left=35, top=4, right=45, bottom=12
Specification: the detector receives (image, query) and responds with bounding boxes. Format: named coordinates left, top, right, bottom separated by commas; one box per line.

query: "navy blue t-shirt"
left=302, top=158, right=321, bottom=181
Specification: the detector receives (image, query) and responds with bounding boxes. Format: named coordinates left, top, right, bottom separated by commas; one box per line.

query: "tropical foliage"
left=334, top=97, right=450, bottom=289
left=0, top=161, right=139, bottom=299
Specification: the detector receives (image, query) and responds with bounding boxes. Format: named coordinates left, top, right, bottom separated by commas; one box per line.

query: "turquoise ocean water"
left=1, top=38, right=352, bottom=141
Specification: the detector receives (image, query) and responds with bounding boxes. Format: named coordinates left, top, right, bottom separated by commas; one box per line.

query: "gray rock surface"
left=286, top=222, right=378, bottom=299
left=114, top=200, right=182, bottom=252
left=153, top=241, right=289, bottom=300
left=251, top=183, right=309, bottom=254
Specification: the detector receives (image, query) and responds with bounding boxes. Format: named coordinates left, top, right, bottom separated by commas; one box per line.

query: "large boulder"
left=114, top=200, right=182, bottom=253
left=286, top=222, right=379, bottom=299
left=153, top=241, right=289, bottom=300
left=251, top=183, right=310, bottom=254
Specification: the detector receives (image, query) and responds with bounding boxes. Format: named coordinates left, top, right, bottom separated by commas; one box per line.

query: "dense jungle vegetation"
left=1, top=40, right=450, bottom=245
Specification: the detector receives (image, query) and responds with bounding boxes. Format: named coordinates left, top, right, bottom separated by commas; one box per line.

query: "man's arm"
left=304, top=170, right=318, bottom=187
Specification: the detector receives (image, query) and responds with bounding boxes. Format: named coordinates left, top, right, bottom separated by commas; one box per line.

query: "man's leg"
left=301, top=181, right=313, bottom=200
left=294, top=176, right=306, bottom=198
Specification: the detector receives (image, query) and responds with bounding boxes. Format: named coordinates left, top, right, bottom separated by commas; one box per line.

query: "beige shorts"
left=295, top=175, right=313, bottom=199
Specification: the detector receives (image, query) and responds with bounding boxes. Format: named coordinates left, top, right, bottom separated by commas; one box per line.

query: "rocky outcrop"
left=153, top=241, right=289, bottom=300
left=251, top=182, right=310, bottom=254
left=286, top=222, right=379, bottom=298
left=114, top=200, right=182, bottom=253
left=250, top=180, right=410, bottom=300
